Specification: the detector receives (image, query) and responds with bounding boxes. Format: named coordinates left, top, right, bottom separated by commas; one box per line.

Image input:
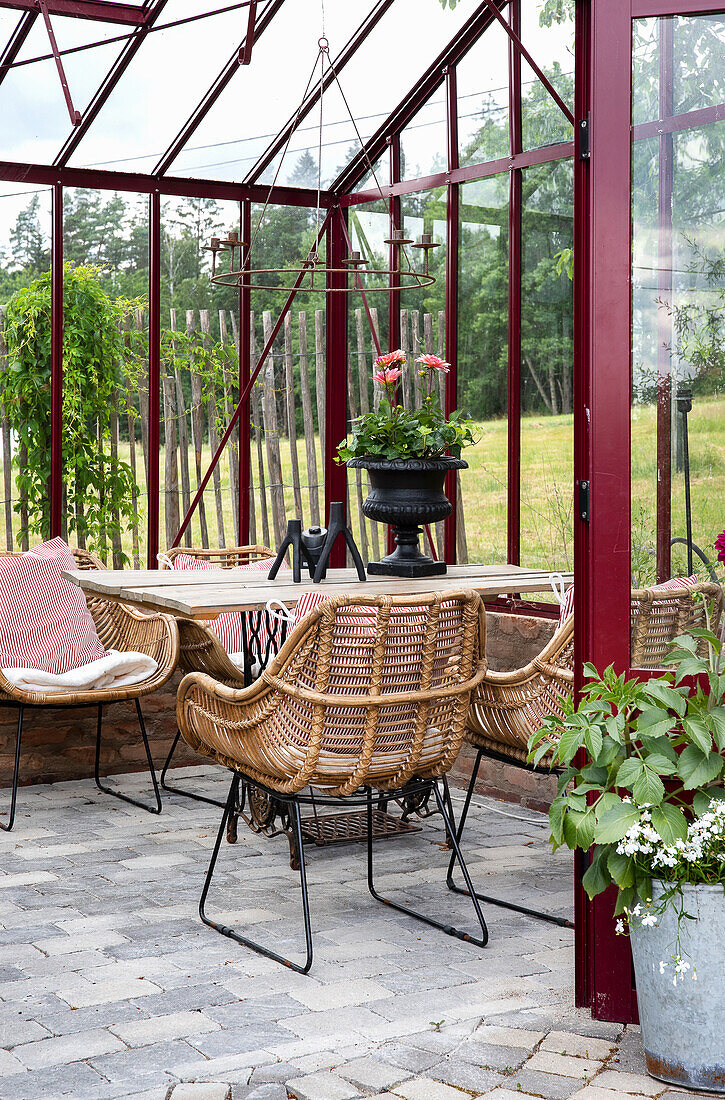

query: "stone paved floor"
left=0, top=766, right=712, bottom=1100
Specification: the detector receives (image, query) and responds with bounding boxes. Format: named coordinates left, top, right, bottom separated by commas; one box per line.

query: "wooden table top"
left=64, top=563, right=572, bottom=620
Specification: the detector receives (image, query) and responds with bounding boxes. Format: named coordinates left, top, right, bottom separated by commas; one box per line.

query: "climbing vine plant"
left=2, top=263, right=140, bottom=557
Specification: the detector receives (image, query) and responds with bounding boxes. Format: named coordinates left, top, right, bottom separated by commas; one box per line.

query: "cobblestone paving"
left=0, top=766, right=710, bottom=1099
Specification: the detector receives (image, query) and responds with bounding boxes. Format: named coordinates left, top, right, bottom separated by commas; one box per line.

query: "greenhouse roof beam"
left=0, top=9, right=36, bottom=88
left=0, top=0, right=146, bottom=25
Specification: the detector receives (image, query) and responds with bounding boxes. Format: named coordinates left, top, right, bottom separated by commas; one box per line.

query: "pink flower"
left=715, top=529, right=725, bottom=565
left=374, top=367, right=402, bottom=386
left=416, top=354, right=450, bottom=373
left=374, top=349, right=406, bottom=369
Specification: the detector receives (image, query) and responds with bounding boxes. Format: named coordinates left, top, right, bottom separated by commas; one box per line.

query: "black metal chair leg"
left=94, top=701, right=162, bottom=815
left=366, top=783, right=488, bottom=948
left=199, top=776, right=313, bottom=974
left=160, top=730, right=226, bottom=809
left=446, top=750, right=574, bottom=929
left=0, top=706, right=23, bottom=832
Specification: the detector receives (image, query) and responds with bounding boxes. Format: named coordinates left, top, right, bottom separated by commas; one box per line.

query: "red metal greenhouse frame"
left=0, top=0, right=723, bottom=1025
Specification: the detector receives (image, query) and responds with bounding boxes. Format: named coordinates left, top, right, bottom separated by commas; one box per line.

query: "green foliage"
left=336, top=356, right=476, bottom=461
left=2, top=264, right=139, bottom=556
left=531, top=599, right=725, bottom=916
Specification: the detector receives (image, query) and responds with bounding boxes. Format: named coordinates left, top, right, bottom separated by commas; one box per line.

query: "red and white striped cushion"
left=650, top=574, right=698, bottom=592
left=0, top=538, right=104, bottom=674
left=558, top=584, right=575, bottom=627
left=171, top=554, right=278, bottom=659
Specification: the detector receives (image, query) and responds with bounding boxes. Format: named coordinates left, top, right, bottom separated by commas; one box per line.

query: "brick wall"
left=0, top=609, right=559, bottom=811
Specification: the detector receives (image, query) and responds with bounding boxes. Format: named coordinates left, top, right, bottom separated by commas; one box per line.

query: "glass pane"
left=400, top=89, right=447, bottom=180
left=0, top=14, right=126, bottom=165
left=0, top=185, right=52, bottom=551
left=519, top=159, right=574, bottom=576
left=521, top=2, right=574, bottom=151
left=62, top=188, right=148, bottom=566
left=631, top=15, right=725, bottom=667
left=67, top=5, right=250, bottom=173
left=457, top=175, right=509, bottom=565
left=248, top=202, right=325, bottom=551
left=400, top=190, right=447, bottom=561
left=160, top=196, right=242, bottom=555
left=456, top=17, right=510, bottom=167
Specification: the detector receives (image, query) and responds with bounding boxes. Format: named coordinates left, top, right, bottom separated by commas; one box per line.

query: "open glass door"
left=578, top=0, right=725, bottom=1023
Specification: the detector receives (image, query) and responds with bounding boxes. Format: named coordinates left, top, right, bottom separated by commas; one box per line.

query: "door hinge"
left=578, top=114, right=591, bottom=161
left=578, top=480, right=590, bottom=523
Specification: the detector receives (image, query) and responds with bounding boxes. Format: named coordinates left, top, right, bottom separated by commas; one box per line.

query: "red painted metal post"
left=507, top=0, right=522, bottom=567
left=239, top=199, right=251, bottom=544
left=581, top=0, right=639, bottom=1024
left=656, top=16, right=674, bottom=582
left=388, top=136, right=401, bottom=353
left=147, top=190, right=161, bottom=568
left=50, top=182, right=63, bottom=540
left=444, top=64, right=459, bottom=564
left=325, top=207, right=349, bottom=566
left=573, top=0, right=592, bottom=1015
left=0, top=0, right=146, bottom=23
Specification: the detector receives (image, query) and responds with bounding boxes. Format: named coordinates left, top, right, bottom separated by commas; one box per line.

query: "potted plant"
left=530, top=603, right=725, bottom=1093
left=336, top=350, right=476, bottom=577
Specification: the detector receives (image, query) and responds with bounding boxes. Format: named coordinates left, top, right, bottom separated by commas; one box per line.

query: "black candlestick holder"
left=313, top=503, right=366, bottom=583
left=267, top=519, right=315, bottom=583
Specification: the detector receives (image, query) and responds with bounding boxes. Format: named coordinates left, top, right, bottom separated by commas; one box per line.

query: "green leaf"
left=709, top=708, right=725, bottom=752
left=594, top=801, right=642, bottom=843
left=650, top=803, right=688, bottom=843
left=641, top=752, right=678, bottom=776
left=677, top=744, right=725, bottom=790
left=615, top=757, right=644, bottom=790
left=642, top=681, right=687, bottom=716
left=683, top=716, right=714, bottom=755
left=607, top=849, right=635, bottom=888
left=575, top=805, right=597, bottom=850
left=632, top=766, right=665, bottom=806
left=549, top=798, right=566, bottom=847
left=583, top=723, right=603, bottom=760
left=582, top=851, right=611, bottom=899
left=557, top=722, right=587, bottom=766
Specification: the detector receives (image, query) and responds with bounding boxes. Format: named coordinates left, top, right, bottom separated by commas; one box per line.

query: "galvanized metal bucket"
left=629, top=881, right=725, bottom=1093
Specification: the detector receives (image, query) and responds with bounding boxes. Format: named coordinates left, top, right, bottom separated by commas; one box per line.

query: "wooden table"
left=64, top=563, right=573, bottom=620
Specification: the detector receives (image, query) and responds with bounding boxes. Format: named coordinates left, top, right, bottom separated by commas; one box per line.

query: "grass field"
left=1, top=396, right=723, bottom=583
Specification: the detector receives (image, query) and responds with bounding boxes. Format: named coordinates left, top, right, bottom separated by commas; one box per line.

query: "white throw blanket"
left=2, top=650, right=157, bottom=694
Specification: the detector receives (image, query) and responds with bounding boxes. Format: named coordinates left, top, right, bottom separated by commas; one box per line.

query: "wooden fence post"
left=219, top=309, right=240, bottom=545
left=262, top=311, right=286, bottom=546
left=284, top=312, right=303, bottom=521
left=200, top=309, right=226, bottom=548
left=298, top=312, right=320, bottom=526
left=162, top=373, right=180, bottom=551
left=250, top=314, right=270, bottom=547
left=314, top=309, right=326, bottom=475
left=170, top=309, right=191, bottom=548
left=187, top=309, right=209, bottom=548
left=0, top=308, right=14, bottom=550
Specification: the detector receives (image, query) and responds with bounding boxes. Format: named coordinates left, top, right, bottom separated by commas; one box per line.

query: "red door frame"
left=576, top=0, right=725, bottom=1021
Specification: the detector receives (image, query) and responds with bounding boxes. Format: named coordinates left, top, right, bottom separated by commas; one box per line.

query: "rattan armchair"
left=631, top=581, right=722, bottom=667
left=0, top=548, right=179, bottom=830
left=159, top=544, right=277, bottom=806
left=177, top=590, right=489, bottom=972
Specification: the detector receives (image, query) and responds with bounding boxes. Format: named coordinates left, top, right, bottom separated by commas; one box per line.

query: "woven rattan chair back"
left=178, top=590, right=487, bottom=798
left=162, top=544, right=275, bottom=683
left=465, top=613, right=574, bottom=765
left=631, top=581, right=723, bottom=669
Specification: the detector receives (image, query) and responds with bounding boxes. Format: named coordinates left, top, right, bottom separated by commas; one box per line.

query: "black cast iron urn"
left=347, top=456, right=467, bottom=577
